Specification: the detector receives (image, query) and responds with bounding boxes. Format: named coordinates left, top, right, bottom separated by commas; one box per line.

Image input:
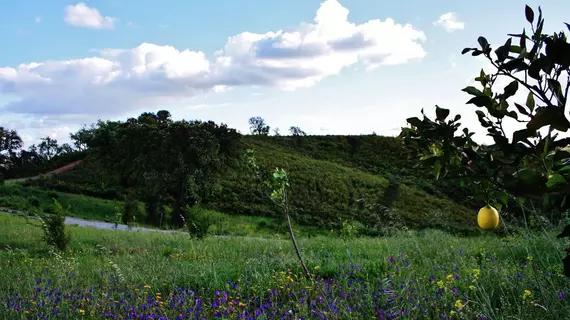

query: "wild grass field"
left=0, top=183, right=332, bottom=239
left=1, top=212, right=569, bottom=319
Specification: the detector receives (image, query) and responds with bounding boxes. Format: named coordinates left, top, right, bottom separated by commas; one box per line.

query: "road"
left=0, top=208, right=181, bottom=234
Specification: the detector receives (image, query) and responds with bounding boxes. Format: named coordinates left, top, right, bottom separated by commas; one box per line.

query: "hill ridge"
left=19, top=134, right=480, bottom=236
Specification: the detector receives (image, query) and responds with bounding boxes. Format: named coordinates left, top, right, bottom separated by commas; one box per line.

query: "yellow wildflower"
left=455, top=300, right=464, bottom=309
left=472, top=269, right=480, bottom=280
left=79, top=309, right=85, bottom=315
left=314, top=266, right=320, bottom=270
left=450, top=310, right=457, bottom=316
left=144, top=284, right=151, bottom=289
left=469, top=285, right=476, bottom=291
left=446, top=274, right=454, bottom=282
left=437, top=280, right=444, bottom=288
left=523, top=289, right=532, bottom=299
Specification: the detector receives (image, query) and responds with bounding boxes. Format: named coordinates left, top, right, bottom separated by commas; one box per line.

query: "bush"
left=183, top=206, right=221, bottom=239
left=38, top=199, right=70, bottom=251
left=123, top=197, right=137, bottom=225
left=28, top=196, right=41, bottom=209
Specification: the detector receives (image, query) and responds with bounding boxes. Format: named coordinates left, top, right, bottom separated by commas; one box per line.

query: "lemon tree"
left=399, top=5, right=570, bottom=274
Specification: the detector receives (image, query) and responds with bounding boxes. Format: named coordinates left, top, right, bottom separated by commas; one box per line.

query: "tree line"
left=0, top=128, right=80, bottom=181
left=57, top=110, right=242, bottom=227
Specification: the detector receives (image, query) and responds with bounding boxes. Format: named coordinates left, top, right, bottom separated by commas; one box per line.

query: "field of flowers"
left=0, top=213, right=569, bottom=319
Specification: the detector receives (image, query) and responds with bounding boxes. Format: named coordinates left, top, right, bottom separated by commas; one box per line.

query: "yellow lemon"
left=477, top=205, right=500, bottom=230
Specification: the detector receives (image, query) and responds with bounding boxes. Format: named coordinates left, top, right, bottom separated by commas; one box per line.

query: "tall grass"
left=0, top=213, right=568, bottom=319
left=0, top=183, right=128, bottom=222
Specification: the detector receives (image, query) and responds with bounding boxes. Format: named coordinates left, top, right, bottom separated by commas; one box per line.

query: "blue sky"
left=1, top=0, right=569, bottom=146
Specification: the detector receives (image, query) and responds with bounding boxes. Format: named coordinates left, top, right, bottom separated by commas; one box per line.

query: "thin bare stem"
left=283, top=188, right=311, bottom=278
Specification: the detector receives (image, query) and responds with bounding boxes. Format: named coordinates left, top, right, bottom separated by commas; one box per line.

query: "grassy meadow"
left=1, top=140, right=569, bottom=319
left=1, top=212, right=570, bottom=319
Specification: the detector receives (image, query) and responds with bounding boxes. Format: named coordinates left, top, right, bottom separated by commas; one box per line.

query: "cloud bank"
left=1, top=0, right=427, bottom=118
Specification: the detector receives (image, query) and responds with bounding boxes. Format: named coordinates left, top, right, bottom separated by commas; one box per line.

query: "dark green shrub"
left=183, top=206, right=218, bottom=239
left=28, top=196, right=41, bottom=208
left=123, top=197, right=137, bottom=225
left=47, top=191, right=59, bottom=199
left=38, top=199, right=70, bottom=251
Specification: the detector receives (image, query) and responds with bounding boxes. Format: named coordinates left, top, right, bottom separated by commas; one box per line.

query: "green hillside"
left=24, top=134, right=479, bottom=235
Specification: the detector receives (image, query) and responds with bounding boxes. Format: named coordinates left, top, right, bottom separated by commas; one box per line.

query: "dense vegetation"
left=1, top=213, right=569, bottom=319
left=7, top=131, right=480, bottom=235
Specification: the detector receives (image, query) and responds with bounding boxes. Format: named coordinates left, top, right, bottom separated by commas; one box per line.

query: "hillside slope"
left=23, top=135, right=479, bottom=235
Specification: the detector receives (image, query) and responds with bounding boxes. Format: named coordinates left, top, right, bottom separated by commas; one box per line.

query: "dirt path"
left=5, top=160, right=83, bottom=184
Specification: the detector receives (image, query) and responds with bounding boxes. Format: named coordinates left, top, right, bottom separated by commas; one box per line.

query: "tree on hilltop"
left=249, top=117, right=270, bottom=135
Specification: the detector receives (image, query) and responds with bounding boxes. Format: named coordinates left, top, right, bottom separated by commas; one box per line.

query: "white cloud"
left=434, top=12, right=465, bottom=32
left=2, top=0, right=426, bottom=118
left=64, top=2, right=116, bottom=29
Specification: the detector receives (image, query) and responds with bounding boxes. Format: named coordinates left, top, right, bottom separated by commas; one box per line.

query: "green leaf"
left=474, top=191, right=487, bottom=203
left=565, top=22, right=570, bottom=33
left=512, top=128, right=536, bottom=143
left=462, top=86, right=484, bottom=96
left=503, top=80, right=519, bottom=99
left=527, top=56, right=544, bottom=80
left=500, top=58, right=527, bottom=72
left=507, top=111, right=518, bottom=120
left=525, top=5, right=534, bottom=24
left=478, top=36, right=489, bottom=50
left=492, top=190, right=509, bottom=205
left=474, top=69, right=488, bottom=86
left=515, top=168, right=542, bottom=184
left=493, top=202, right=503, bottom=212
left=467, top=96, right=493, bottom=107
left=435, top=106, right=450, bottom=122
left=558, top=165, right=570, bottom=172
left=461, top=48, right=473, bottom=54
left=434, top=161, right=442, bottom=180
left=533, top=19, right=544, bottom=41
left=509, top=45, right=523, bottom=54
left=527, top=107, right=570, bottom=132
left=546, top=39, right=570, bottom=67
left=547, top=79, right=564, bottom=105
left=494, top=38, right=512, bottom=63
left=526, top=92, right=535, bottom=112
left=406, top=117, right=423, bottom=128
left=514, top=103, right=530, bottom=116
left=475, top=110, right=491, bottom=127
left=546, top=174, right=567, bottom=188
